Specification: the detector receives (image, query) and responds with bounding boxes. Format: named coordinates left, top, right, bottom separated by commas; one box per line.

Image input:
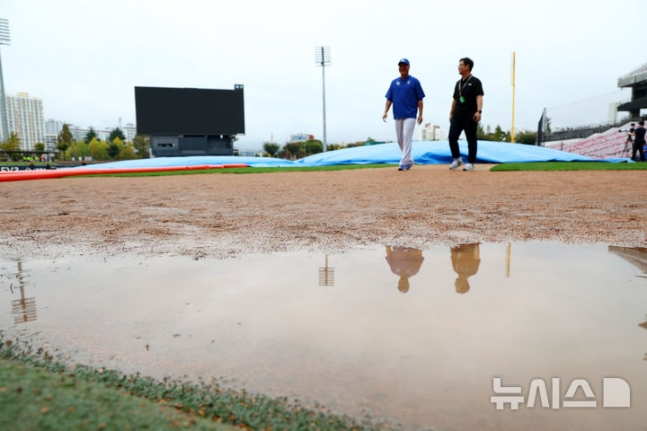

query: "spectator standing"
left=632, top=120, right=646, bottom=162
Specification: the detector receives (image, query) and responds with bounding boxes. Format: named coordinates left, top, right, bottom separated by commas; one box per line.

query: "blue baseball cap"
left=398, top=58, right=410, bottom=66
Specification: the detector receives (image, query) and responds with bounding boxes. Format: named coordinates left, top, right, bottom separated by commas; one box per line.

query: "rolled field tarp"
left=0, top=164, right=249, bottom=183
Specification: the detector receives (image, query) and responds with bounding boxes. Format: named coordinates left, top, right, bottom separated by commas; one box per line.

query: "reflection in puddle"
left=385, top=246, right=424, bottom=293
left=318, top=255, right=335, bottom=287
left=2, top=259, right=38, bottom=324
left=608, top=245, right=647, bottom=277
left=641, top=315, right=647, bottom=362
left=450, top=243, right=481, bottom=294
left=1, top=242, right=646, bottom=431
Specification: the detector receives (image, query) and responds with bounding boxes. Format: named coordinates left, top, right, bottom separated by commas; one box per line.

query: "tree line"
left=477, top=124, right=537, bottom=144
left=0, top=123, right=151, bottom=162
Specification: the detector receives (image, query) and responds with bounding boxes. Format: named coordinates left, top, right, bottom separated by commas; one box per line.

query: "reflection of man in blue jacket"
left=451, top=243, right=481, bottom=294
left=385, top=246, right=425, bottom=293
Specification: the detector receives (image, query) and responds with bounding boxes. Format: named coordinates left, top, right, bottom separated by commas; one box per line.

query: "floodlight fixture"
left=0, top=19, right=9, bottom=45
left=315, top=46, right=330, bottom=67
left=0, top=18, right=9, bottom=142
left=315, top=46, right=330, bottom=151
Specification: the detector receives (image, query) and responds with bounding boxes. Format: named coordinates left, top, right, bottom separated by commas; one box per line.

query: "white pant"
left=395, top=118, right=415, bottom=167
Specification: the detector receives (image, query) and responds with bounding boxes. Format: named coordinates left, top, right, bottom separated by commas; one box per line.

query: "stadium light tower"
left=511, top=51, right=516, bottom=143
left=315, top=46, right=330, bottom=152
left=0, top=18, right=10, bottom=143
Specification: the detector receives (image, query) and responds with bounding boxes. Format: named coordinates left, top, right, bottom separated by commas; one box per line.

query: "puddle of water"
left=1, top=242, right=646, bottom=431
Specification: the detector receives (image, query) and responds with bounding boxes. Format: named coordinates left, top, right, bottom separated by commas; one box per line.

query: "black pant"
left=632, top=141, right=645, bottom=162
left=448, top=116, right=478, bottom=164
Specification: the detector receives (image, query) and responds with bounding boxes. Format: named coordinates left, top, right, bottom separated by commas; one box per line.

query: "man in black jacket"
left=448, top=57, right=484, bottom=172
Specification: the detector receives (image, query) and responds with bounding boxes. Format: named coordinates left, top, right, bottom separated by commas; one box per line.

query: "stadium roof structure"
left=618, top=63, right=647, bottom=88
left=617, top=62, right=647, bottom=117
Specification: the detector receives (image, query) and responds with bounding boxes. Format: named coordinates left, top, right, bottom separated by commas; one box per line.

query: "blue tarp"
left=296, top=140, right=598, bottom=166
left=74, top=140, right=628, bottom=169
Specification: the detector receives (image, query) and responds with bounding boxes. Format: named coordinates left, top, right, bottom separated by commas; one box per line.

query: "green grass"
left=490, top=161, right=647, bottom=171
left=0, top=337, right=401, bottom=431
left=0, top=358, right=237, bottom=431
left=84, top=163, right=395, bottom=177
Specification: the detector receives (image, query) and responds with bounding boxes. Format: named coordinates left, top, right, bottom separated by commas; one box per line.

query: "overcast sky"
left=2, top=0, right=641, bottom=151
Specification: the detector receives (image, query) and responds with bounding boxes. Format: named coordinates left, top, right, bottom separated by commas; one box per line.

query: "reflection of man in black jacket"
left=385, top=246, right=425, bottom=293
left=451, top=243, right=481, bottom=294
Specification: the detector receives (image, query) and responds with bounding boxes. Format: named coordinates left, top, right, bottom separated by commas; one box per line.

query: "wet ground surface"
left=1, top=241, right=646, bottom=431
left=2, top=167, right=647, bottom=262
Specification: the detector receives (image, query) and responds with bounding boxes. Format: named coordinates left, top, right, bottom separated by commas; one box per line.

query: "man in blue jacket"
left=383, top=58, right=425, bottom=171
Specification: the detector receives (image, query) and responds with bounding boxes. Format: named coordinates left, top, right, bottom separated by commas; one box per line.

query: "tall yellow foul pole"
left=511, top=51, right=516, bottom=143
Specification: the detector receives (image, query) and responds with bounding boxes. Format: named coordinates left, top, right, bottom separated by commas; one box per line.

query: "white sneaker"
left=449, top=158, right=463, bottom=170
left=463, top=163, right=474, bottom=171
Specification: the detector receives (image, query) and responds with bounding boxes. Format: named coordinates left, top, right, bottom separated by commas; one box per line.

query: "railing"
left=544, top=122, right=627, bottom=142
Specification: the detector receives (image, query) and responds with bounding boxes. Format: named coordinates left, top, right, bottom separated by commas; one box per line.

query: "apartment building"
left=5, top=92, right=45, bottom=150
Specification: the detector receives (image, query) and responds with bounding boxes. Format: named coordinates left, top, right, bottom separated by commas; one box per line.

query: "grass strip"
left=0, top=357, right=236, bottom=431
left=490, top=161, right=647, bottom=171
left=0, top=337, right=402, bottom=431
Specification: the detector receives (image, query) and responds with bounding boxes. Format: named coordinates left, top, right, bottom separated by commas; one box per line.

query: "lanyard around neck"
left=459, top=75, right=472, bottom=94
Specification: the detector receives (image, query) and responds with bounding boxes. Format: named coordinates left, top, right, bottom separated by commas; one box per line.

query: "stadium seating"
left=545, top=123, right=636, bottom=159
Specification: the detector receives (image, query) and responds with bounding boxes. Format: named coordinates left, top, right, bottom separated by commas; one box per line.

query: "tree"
left=492, top=125, right=507, bottom=142
left=34, top=143, right=45, bottom=152
left=1, top=132, right=20, bottom=151
left=515, top=130, right=538, bottom=145
left=118, top=141, right=137, bottom=160
left=57, top=124, right=74, bottom=154
left=132, top=135, right=150, bottom=158
left=263, top=142, right=280, bottom=157
left=283, top=142, right=303, bottom=158
left=107, top=137, right=124, bottom=159
left=66, top=140, right=91, bottom=161
left=477, top=123, right=538, bottom=145
left=84, top=127, right=98, bottom=144
left=303, top=139, right=323, bottom=155
left=108, top=128, right=126, bottom=143
left=476, top=123, right=489, bottom=140
left=89, top=138, right=109, bottom=160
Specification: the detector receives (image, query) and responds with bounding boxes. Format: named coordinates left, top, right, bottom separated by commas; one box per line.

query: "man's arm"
left=383, top=100, right=392, bottom=122
left=417, top=100, right=423, bottom=125
left=474, top=95, right=483, bottom=122
left=449, top=99, right=457, bottom=120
